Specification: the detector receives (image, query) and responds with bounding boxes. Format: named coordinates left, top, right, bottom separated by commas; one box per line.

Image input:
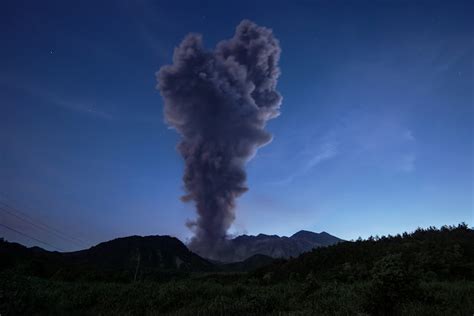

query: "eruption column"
left=157, top=20, right=282, bottom=258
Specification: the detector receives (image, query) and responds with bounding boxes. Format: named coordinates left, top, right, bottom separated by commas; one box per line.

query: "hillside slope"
left=254, top=224, right=474, bottom=282
left=66, top=235, right=213, bottom=272
left=0, top=235, right=214, bottom=281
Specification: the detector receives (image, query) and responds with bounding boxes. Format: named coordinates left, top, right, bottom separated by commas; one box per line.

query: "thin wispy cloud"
left=0, top=76, right=115, bottom=120
left=355, top=124, right=417, bottom=174
left=402, top=129, right=416, bottom=142
left=271, top=139, right=338, bottom=185
left=305, top=141, right=338, bottom=170
left=126, top=0, right=176, bottom=62
left=396, top=130, right=417, bottom=173
left=267, top=106, right=418, bottom=185
left=398, top=153, right=416, bottom=173
left=335, top=105, right=418, bottom=173
left=48, top=95, right=115, bottom=120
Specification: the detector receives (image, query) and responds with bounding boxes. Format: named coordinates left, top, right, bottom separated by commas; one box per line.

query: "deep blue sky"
left=1, top=0, right=472, bottom=251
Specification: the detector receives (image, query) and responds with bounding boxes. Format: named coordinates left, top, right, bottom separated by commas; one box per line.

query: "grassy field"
left=1, top=271, right=474, bottom=315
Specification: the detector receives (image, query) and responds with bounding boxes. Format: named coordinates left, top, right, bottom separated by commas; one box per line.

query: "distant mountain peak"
left=291, top=230, right=317, bottom=237
left=217, top=230, right=343, bottom=262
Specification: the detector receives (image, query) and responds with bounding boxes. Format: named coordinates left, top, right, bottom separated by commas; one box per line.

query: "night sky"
left=1, top=0, right=472, bottom=251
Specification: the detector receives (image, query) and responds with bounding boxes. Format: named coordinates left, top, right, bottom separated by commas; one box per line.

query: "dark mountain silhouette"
left=0, top=230, right=343, bottom=280
left=218, top=230, right=343, bottom=262
left=65, top=235, right=213, bottom=272
left=0, top=235, right=214, bottom=281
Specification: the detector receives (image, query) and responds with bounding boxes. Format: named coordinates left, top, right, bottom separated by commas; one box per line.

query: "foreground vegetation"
left=1, top=224, right=473, bottom=315
left=2, top=272, right=473, bottom=315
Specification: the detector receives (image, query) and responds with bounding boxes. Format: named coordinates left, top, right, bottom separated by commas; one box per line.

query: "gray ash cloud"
left=157, top=20, right=282, bottom=259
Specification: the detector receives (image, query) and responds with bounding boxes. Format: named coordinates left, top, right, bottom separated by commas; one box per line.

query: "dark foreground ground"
left=1, top=224, right=473, bottom=315
left=1, top=273, right=473, bottom=315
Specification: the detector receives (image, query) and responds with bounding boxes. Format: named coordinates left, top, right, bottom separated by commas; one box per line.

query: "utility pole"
left=133, top=249, right=141, bottom=282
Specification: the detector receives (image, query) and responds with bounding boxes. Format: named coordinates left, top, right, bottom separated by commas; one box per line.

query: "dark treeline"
left=1, top=224, right=473, bottom=315
left=255, top=223, right=474, bottom=282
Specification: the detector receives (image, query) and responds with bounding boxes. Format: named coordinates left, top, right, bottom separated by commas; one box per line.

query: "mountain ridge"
left=209, top=230, right=343, bottom=262
left=1, top=229, right=343, bottom=279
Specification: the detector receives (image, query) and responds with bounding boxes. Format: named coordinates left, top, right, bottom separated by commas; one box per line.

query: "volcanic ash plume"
left=157, top=20, right=282, bottom=258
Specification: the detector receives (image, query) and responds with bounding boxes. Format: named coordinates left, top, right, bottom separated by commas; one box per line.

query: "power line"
left=0, top=202, right=88, bottom=247
left=0, top=200, right=90, bottom=248
left=0, top=222, right=65, bottom=252
left=0, top=205, right=86, bottom=249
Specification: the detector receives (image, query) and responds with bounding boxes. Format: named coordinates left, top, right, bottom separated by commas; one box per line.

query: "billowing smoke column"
left=157, top=20, right=282, bottom=258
